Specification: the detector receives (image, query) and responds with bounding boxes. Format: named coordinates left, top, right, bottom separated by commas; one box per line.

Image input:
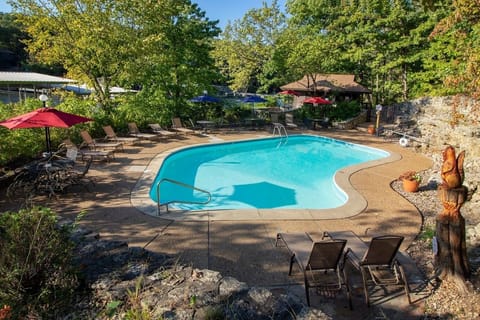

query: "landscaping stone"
left=64, top=218, right=322, bottom=319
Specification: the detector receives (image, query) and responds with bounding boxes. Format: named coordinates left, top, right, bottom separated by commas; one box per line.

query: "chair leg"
left=398, top=263, right=412, bottom=304
left=360, top=267, right=371, bottom=307
left=288, top=254, right=295, bottom=275
left=304, top=273, right=311, bottom=306
left=343, top=267, right=353, bottom=310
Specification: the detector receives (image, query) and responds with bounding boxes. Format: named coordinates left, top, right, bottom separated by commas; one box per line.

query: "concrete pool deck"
left=0, top=127, right=433, bottom=318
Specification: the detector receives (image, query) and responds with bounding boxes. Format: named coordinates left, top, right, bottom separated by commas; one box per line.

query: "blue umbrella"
left=242, top=95, right=267, bottom=116
left=190, top=94, right=221, bottom=103
left=242, top=95, right=267, bottom=103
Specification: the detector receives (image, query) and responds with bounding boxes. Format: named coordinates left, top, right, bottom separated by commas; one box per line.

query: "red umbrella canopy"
left=0, top=107, right=92, bottom=129
left=303, top=97, right=332, bottom=105
left=279, top=90, right=300, bottom=96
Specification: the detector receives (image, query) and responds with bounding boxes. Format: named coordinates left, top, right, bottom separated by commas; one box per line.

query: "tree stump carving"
left=435, top=146, right=470, bottom=292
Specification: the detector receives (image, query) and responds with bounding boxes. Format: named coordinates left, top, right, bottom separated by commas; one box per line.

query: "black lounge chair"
left=327, top=231, right=411, bottom=307
left=276, top=232, right=352, bottom=308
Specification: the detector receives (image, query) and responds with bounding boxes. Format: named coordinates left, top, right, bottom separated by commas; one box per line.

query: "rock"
left=60, top=220, right=311, bottom=319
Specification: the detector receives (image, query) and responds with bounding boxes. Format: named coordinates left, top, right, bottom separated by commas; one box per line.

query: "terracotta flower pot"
left=402, top=179, right=420, bottom=192
left=367, top=125, right=376, bottom=134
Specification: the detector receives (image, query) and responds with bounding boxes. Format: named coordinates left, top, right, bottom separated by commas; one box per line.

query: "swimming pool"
left=149, top=135, right=389, bottom=211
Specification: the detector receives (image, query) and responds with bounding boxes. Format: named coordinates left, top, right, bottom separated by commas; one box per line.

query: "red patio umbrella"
left=303, top=97, right=332, bottom=105
left=0, top=107, right=92, bottom=154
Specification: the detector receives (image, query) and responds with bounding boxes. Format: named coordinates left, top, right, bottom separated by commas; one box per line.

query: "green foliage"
left=0, top=97, right=95, bottom=166
left=0, top=13, right=28, bottom=68
left=282, top=0, right=455, bottom=103
left=104, top=300, right=122, bottom=318
left=0, top=207, right=78, bottom=318
left=428, top=0, right=480, bottom=98
left=121, top=0, right=221, bottom=117
left=328, top=100, right=362, bottom=121
left=294, top=100, right=362, bottom=122
left=12, top=0, right=220, bottom=112
left=420, top=225, right=435, bottom=241
left=122, top=276, right=152, bottom=320
left=0, top=99, right=49, bottom=165
left=213, top=0, right=286, bottom=93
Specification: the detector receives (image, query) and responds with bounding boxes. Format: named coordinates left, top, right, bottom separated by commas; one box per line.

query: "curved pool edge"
left=130, top=136, right=401, bottom=221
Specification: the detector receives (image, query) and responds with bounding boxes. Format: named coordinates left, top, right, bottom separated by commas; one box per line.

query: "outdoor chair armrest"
left=345, top=247, right=361, bottom=269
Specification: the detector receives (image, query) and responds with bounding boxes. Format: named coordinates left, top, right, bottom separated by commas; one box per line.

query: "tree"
left=212, top=0, right=286, bottom=93
left=11, top=0, right=140, bottom=109
left=430, top=0, right=480, bottom=98
left=124, top=1, right=221, bottom=117
left=0, top=12, right=28, bottom=70
left=283, top=0, right=452, bottom=104
left=10, top=0, right=220, bottom=116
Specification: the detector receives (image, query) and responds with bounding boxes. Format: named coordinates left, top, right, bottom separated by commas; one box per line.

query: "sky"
left=0, top=1, right=287, bottom=30
left=0, top=0, right=10, bottom=13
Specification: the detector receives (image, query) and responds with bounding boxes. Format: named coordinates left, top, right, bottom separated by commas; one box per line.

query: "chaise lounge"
left=275, top=232, right=352, bottom=308
left=326, top=231, right=411, bottom=307
left=80, top=130, right=123, bottom=151
left=103, top=125, right=140, bottom=145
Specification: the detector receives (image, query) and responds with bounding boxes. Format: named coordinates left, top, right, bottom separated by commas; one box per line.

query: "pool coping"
left=130, top=134, right=401, bottom=221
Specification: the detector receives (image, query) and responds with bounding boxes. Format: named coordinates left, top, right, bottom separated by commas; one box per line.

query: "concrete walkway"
left=1, top=127, right=433, bottom=319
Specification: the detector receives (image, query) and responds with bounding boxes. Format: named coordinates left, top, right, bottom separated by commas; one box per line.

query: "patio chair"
left=285, top=113, right=298, bottom=129
left=63, top=139, right=114, bottom=162
left=275, top=232, right=351, bottom=308
left=103, top=125, right=140, bottom=144
left=171, top=117, right=195, bottom=134
left=327, top=231, right=411, bottom=307
left=148, top=123, right=177, bottom=138
left=127, top=122, right=158, bottom=140
left=80, top=130, right=123, bottom=151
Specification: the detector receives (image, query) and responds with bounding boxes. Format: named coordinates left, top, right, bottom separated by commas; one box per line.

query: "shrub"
left=0, top=207, right=78, bottom=318
left=328, top=100, right=362, bottom=121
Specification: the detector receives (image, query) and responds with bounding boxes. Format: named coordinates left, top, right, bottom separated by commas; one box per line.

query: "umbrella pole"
left=45, top=127, right=52, bottom=154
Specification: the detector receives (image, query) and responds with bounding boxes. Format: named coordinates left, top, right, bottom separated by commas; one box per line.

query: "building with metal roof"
left=0, top=71, right=75, bottom=85
left=0, top=72, right=76, bottom=104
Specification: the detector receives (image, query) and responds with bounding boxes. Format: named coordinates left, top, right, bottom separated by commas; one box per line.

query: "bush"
left=328, top=100, right=362, bottom=121
left=0, top=207, right=78, bottom=318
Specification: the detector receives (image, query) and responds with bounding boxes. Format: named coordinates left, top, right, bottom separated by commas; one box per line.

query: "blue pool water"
left=149, top=135, right=389, bottom=210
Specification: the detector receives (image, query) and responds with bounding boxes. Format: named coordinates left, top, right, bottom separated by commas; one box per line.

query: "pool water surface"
left=149, top=135, right=389, bottom=211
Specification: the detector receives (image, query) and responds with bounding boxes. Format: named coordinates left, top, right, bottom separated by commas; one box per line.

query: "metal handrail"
left=156, top=178, right=211, bottom=215
left=272, top=123, right=288, bottom=138
left=272, top=123, right=288, bottom=147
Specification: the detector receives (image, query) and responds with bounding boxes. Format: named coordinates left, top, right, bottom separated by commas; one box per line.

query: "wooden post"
left=435, top=146, right=471, bottom=292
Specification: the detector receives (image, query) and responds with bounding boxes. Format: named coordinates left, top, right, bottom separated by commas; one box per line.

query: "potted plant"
left=399, top=170, right=422, bottom=192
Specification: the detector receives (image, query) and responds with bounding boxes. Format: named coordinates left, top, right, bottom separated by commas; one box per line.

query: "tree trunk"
left=435, top=185, right=471, bottom=291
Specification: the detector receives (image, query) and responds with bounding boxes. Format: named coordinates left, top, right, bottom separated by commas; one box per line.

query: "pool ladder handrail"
left=272, top=122, right=288, bottom=138
left=156, top=178, right=212, bottom=215
left=272, top=123, right=288, bottom=147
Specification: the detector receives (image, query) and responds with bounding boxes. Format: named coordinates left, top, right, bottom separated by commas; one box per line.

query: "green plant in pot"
left=399, top=170, right=422, bottom=192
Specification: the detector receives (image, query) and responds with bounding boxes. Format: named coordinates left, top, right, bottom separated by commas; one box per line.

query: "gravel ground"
left=392, top=168, right=480, bottom=320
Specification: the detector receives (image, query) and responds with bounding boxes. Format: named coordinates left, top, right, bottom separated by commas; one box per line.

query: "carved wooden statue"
left=436, top=145, right=470, bottom=291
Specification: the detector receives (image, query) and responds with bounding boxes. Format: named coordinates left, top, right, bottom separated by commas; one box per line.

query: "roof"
left=0, top=72, right=76, bottom=85
left=280, top=73, right=371, bottom=94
